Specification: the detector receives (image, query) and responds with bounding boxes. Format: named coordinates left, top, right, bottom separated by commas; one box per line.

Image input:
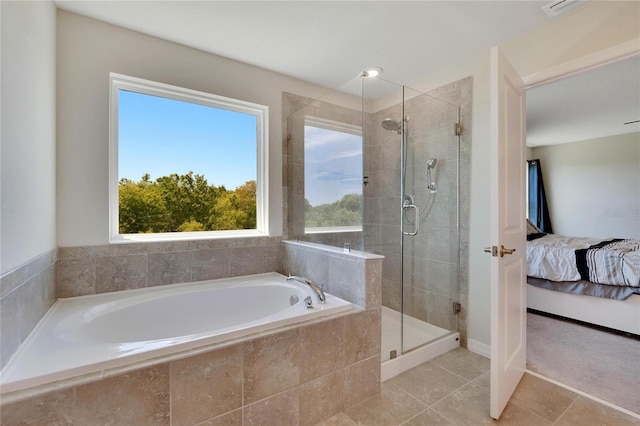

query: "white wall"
left=501, top=1, right=640, bottom=79
left=530, top=133, right=640, bottom=240
left=1, top=1, right=57, bottom=275
left=56, top=10, right=359, bottom=247
left=407, top=0, right=640, bottom=352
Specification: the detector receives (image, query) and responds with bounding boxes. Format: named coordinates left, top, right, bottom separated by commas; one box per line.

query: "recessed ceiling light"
left=362, top=67, right=382, bottom=78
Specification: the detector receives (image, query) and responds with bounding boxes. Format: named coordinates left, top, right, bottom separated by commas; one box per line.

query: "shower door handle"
left=402, top=203, right=419, bottom=236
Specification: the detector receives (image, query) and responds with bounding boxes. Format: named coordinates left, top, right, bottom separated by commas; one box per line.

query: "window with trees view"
left=304, top=117, right=363, bottom=233
left=109, top=74, right=268, bottom=241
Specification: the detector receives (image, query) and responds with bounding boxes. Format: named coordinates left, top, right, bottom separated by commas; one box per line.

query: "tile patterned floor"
left=318, top=348, right=640, bottom=426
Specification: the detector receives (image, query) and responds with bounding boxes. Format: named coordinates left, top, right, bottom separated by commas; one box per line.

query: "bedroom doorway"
left=521, top=45, right=640, bottom=414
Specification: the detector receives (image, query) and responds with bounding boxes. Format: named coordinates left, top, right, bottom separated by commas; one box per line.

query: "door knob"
left=499, top=245, right=515, bottom=257
left=483, top=245, right=515, bottom=257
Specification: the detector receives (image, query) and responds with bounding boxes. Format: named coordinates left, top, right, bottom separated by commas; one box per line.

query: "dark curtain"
left=527, top=159, right=553, bottom=233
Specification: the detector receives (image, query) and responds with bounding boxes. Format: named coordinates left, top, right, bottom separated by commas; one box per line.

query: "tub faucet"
left=287, top=275, right=326, bottom=304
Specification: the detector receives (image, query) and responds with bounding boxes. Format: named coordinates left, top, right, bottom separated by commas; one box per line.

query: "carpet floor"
left=526, top=311, right=640, bottom=414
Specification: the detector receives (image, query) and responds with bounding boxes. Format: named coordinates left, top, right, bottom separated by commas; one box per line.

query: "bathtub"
left=0, top=272, right=352, bottom=395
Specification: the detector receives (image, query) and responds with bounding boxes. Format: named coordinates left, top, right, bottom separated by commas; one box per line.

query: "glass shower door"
left=401, top=86, right=460, bottom=354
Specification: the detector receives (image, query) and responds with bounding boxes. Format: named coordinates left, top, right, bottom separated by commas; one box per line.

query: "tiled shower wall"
left=282, top=92, right=364, bottom=251
left=0, top=249, right=57, bottom=370
left=284, top=78, right=471, bottom=346
left=365, top=78, right=472, bottom=346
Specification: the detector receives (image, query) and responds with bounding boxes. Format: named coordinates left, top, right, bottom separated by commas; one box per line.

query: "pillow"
left=526, top=219, right=542, bottom=235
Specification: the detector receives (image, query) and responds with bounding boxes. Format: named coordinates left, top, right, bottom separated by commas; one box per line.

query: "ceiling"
left=54, top=1, right=638, bottom=145
left=54, top=1, right=550, bottom=93
left=526, top=55, right=640, bottom=147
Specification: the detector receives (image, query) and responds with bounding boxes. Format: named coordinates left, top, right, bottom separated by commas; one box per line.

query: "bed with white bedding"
left=526, top=231, right=640, bottom=335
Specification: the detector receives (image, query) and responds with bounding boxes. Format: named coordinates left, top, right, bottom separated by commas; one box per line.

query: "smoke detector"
left=541, top=0, right=587, bottom=17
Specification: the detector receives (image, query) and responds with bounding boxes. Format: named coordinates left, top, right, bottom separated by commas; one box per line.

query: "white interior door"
left=489, top=47, right=527, bottom=420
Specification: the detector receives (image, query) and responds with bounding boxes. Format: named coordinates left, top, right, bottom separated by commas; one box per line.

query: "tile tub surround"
left=2, top=240, right=383, bottom=424
left=282, top=240, right=383, bottom=310
left=0, top=249, right=57, bottom=370
left=57, top=236, right=283, bottom=297
left=0, top=309, right=382, bottom=426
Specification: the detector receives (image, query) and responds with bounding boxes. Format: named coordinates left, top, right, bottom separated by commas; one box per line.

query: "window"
left=303, top=117, right=363, bottom=233
left=109, top=73, right=268, bottom=242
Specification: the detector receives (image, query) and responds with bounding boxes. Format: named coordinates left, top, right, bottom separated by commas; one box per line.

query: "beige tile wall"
left=0, top=249, right=57, bottom=369
left=283, top=78, right=471, bottom=347
left=57, top=237, right=282, bottom=297
left=1, top=241, right=383, bottom=426
left=282, top=240, right=383, bottom=309
left=282, top=92, right=365, bottom=251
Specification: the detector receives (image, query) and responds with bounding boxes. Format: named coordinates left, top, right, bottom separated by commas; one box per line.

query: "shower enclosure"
left=362, top=79, right=461, bottom=363
left=284, top=73, right=468, bottom=373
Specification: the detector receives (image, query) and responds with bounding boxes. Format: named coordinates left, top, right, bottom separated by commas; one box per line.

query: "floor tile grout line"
left=424, top=379, right=486, bottom=425
left=398, top=408, right=427, bottom=426
left=508, top=397, right=555, bottom=426
left=551, top=395, right=580, bottom=425
left=430, top=355, right=490, bottom=384
left=392, top=366, right=483, bottom=426
left=386, top=381, right=430, bottom=410
left=526, top=369, right=640, bottom=420
left=398, top=406, right=465, bottom=426
left=427, top=359, right=482, bottom=385
left=388, top=364, right=470, bottom=412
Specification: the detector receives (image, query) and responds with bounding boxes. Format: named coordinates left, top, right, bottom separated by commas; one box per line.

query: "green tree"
left=209, top=180, right=256, bottom=230
left=305, top=193, right=362, bottom=227
left=177, top=220, right=205, bottom=232
left=155, top=171, right=219, bottom=231
left=119, top=178, right=166, bottom=233
left=118, top=173, right=256, bottom=234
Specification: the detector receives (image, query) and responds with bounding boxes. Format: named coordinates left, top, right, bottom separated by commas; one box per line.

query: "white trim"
left=525, top=369, right=640, bottom=420
left=467, top=338, right=491, bottom=359
left=381, top=333, right=459, bottom=382
left=304, top=225, right=362, bottom=234
left=110, top=229, right=268, bottom=244
left=108, top=73, right=269, bottom=243
left=523, top=38, right=640, bottom=88
left=304, top=116, right=362, bottom=136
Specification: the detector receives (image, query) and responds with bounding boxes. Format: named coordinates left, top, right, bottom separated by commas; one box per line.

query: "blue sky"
left=118, top=90, right=256, bottom=190
left=304, top=126, right=362, bottom=206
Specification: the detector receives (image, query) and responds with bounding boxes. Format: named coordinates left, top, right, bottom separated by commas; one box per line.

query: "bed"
left=526, top=223, right=640, bottom=336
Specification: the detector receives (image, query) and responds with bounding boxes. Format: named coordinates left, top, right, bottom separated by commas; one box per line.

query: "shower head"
left=427, top=158, right=438, bottom=193
left=381, top=118, right=402, bottom=134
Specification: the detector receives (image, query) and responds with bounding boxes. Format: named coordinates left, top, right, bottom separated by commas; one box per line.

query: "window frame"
left=303, top=115, right=363, bottom=234
left=108, top=73, right=269, bottom=243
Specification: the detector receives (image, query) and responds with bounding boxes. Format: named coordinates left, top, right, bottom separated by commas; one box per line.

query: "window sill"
left=110, top=229, right=269, bottom=244
left=304, top=226, right=362, bottom=234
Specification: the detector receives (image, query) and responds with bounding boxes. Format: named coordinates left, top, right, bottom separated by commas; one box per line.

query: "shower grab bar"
left=402, top=202, right=419, bottom=236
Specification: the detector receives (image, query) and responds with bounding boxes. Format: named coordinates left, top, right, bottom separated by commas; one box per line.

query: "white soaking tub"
left=0, top=272, right=352, bottom=395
